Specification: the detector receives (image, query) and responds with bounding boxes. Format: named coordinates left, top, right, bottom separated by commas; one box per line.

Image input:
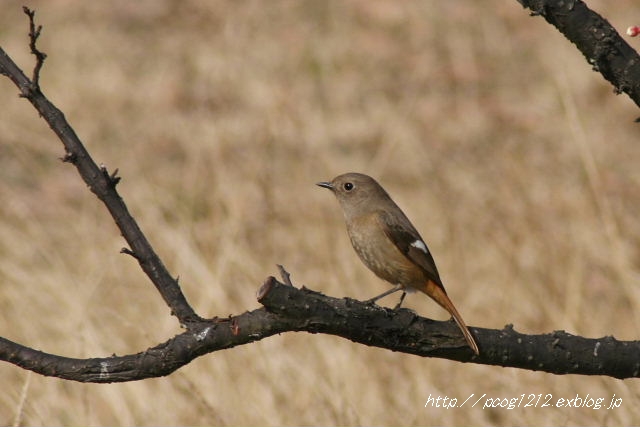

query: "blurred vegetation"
left=1, top=1, right=639, bottom=425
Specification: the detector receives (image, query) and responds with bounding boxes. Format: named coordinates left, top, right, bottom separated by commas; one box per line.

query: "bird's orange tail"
left=417, top=280, right=479, bottom=355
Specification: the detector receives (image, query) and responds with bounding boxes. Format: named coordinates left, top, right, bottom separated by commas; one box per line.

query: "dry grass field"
left=1, top=0, right=640, bottom=425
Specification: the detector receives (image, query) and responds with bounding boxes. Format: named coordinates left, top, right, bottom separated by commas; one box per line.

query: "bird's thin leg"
left=365, top=285, right=403, bottom=305
left=393, top=291, right=407, bottom=310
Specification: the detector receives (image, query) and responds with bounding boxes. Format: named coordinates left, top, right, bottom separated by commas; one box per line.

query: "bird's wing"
left=377, top=210, right=444, bottom=288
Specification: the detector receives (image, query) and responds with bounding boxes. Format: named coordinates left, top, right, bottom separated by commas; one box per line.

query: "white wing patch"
left=410, top=239, right=429, bottom=254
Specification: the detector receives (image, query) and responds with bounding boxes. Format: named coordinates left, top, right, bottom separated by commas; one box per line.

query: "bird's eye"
left=343, top=182, right=354, bottom=191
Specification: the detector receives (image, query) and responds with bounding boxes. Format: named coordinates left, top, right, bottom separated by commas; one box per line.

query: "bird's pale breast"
left=346, top=213, right=426, bottom=288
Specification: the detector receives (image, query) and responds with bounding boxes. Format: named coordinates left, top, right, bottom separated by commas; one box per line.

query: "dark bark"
left=0, top=9, right=201, bottom=326
left=518, top=0, right=640, bottom=108
left=0, top=6, right=639, bottom=384
left=0, top=279, right=638, bottom=382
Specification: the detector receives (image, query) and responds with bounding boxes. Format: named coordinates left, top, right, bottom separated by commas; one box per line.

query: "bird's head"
left=317, top=172, right=391, bottom=218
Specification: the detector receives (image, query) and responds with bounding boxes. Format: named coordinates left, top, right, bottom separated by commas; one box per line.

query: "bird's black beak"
left=316, top=181, right=334, bottom=190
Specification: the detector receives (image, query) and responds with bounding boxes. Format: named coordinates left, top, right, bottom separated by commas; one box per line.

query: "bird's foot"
left=393, top=292, right=407, bottom=310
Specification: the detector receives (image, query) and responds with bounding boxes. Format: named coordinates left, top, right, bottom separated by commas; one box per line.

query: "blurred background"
left=1, top=0, right=640, bottom=425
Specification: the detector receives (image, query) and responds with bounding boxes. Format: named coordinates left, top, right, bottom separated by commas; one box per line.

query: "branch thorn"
left=60, top=151, right=77, bottom=164
left=277, top=264, right=294, bottom=287
left=120, top=247, right=139, bottom=259
left=100, top=164, right=121, bottom=187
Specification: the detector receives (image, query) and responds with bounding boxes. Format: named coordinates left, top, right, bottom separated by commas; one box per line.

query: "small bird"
left=317, top=172, right=479, bottom=355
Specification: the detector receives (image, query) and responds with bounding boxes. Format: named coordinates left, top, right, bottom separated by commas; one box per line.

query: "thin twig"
left=22, top=7, right=46, bottom=93
left=277, top=264, right=294, bottom=287
left=0, top=9, right=201, bottom=325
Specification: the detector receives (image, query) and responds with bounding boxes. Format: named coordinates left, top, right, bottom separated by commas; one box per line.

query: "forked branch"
left=0, top=278, right=638, bottom=382
left=0, top=6, right=639, bottom=384
left=0, top=7, right=201, bottom=326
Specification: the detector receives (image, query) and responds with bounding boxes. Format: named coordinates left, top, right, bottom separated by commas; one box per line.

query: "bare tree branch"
left=1, top=6, right=639, bottom=384
left=517, top=0, right=640, bottom=109
left=21, top=7, right=46, bottom=92
left=0, top=9, right=201, bottom=326
left=0, top=279, right=638, bottom=382
left=258, top=279, right=640, bottom=379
